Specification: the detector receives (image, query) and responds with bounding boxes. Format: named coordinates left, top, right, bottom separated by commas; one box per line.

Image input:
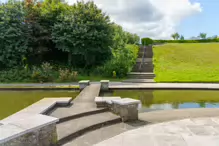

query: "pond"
left=0, top=90, right=79, bottom=120
left=102, top=90, right=219, bottom=112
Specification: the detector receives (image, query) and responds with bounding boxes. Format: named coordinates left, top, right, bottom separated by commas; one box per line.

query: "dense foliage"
left=141, top=38, right=153, bottom=46
left=0, top=0, right=140, bottom=82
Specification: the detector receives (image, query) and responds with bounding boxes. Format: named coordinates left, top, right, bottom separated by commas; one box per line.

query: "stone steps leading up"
left=127, top=72, right=156, bottom=79
left=57, top=112, right=121, bottom=145
left=123, top=79, right=154, bottom=83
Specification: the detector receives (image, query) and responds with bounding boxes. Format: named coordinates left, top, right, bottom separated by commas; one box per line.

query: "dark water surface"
left=102, top=90, right=219, bottom=112
left=0, top=90, right=79, bottom=119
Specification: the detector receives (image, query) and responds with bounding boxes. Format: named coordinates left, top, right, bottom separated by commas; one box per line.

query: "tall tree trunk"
left=68, top=52, right=72, bottom=66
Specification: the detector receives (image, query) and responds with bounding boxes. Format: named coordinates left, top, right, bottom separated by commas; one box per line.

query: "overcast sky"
left=67, top=0, right=202, bottom=39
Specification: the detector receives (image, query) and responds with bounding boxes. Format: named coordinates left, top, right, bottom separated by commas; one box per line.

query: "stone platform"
left=94, top=117, right=219, bottom=146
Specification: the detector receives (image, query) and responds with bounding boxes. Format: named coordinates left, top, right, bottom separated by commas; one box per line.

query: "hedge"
left=153, top=39, right=219, bottom=44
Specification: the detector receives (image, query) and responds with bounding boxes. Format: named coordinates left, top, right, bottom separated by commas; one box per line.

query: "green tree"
left=111, top=23, right=128, bottom=50
left=52, top=1, right=113, bottom=69
left=0, top=1, right=30, bottom=68
left=171, top=33, right=180, bottom=40
left=126, top=32, right=140, bottom=44
left=199, top=33, right=207, bottom=39
left=180, top=35, right=184, bottom=40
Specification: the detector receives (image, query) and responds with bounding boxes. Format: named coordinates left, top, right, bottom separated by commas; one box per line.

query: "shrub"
left=153, top=39, right=219, bottom=44
left=31, top=63, right=54, bottom=82
left=58, top=69, right=78, bottom=82
left=0, top=68, right=32, bottom=83
left=100, top=44, right=139, bottom=77
left=141, top=38, right=153, bottom=46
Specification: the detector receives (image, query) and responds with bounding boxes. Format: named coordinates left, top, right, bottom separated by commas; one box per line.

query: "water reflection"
left=102, top=90, right=219, bottom=112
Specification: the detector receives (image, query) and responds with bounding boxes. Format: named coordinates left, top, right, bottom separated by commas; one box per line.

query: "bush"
left=0, top=68, right=32, bottom=83
left=153, top=39, right=219, bottom=44
left=58, top=69, right=78, bottom=82
left=141, top=38, right=153, bottom=46
left=31, top=62, right=54, bottom=82
left=99, top=44, right=139, bottom=77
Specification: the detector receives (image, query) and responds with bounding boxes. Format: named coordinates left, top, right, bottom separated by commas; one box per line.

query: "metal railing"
left=138, top=46, right=146, bottom=72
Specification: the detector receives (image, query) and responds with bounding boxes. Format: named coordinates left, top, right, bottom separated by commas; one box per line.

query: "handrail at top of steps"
left=138, top=46, right=146, bottom=72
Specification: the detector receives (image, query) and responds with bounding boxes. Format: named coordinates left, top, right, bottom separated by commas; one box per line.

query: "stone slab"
left=110, top=83, right=219, bottom=90
left=95, top=97, right=121, bottom=103
left=112, top=98, right=140, bottom=105
left=94, top=117, right=219, bottom=146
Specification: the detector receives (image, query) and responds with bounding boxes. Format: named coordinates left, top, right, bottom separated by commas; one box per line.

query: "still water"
left=0, top=90, right=79, bottom=119
left=102, top=90, right=219, bottom=112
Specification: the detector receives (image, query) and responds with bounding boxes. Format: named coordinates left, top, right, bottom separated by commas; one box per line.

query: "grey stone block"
left=112, top=98, right=141, bottom=122
left=100, top=80, right=109, bottom=91
left=95, top=97, right=121, bottom=108
left=79, top=80, right=90, bottom=90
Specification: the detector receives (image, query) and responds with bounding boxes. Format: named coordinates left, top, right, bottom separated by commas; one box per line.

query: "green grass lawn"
left=0, top=91, right=79, bottom=120
left=153, top=43, right=219, bottom=82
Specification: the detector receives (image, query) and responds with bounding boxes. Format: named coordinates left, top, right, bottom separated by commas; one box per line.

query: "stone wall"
left=1, top=123, right=57, bottom=146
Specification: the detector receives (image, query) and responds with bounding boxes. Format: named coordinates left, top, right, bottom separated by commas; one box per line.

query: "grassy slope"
left=153, top=43, right=219, bottom=82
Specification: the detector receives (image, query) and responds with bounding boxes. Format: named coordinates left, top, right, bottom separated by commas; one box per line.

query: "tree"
left=126, top=32, right=140, bottom=45
left=0, top=1, right=30, bottom=68
left=171, top=33, right=180, bottom=40
left=141, top=38, right=153, bottom=46
left=110, top=23, right=128, bottom=50
left=52, top=1, right=113, bottom=69
left=180, top=35, right=184, bottom=40
left=199, top=33, right=207, bottom=39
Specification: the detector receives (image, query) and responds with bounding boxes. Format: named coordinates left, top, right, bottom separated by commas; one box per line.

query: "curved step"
left=62, top=122, right=140, bottom=146
left=57, top=112, right=121, bottom=145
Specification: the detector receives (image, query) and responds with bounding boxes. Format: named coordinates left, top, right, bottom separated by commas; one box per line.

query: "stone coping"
left=110, top=83, right=219, bottom=90
left=112, top=98, right=141, bottom=105
left=95, top=97, right=121, bottom=103
left=0, top=98, right=72, bottom=144
left=1, top=97, right=72, bottom=124
left=0, top=114, right=58, bottom=144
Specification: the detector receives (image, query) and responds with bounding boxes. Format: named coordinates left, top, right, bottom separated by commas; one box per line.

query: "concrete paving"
left=94, top=117, right=219, bottom=146
left=110, top=83, right=219, bottom=90
left=49, top=84, right=101, bottom=119
left=56, top=112, right=120, bottom=140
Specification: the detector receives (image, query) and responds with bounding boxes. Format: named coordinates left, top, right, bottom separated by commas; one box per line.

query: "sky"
left=1, top=0, right=218, bottom=39
left=67, top=0, right=216, bottom=39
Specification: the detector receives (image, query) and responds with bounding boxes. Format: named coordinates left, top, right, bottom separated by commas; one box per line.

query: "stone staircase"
left=125, top=45, right=155, bottom=83
left=48, top=84, right=123, bottom=146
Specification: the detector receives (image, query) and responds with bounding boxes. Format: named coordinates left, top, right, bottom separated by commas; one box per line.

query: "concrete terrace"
left=94, top=117, right=219, bottom=146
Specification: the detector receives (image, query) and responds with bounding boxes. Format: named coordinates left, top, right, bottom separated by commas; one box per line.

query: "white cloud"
left=67, top=0, right=202, bottom=39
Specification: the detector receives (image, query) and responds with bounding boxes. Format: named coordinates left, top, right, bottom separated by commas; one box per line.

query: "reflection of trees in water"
left=198, top=101, right=206, bottom=108
left=138, top=90, right=154, bottom=107
left=172, top=102, right=179, bottom=109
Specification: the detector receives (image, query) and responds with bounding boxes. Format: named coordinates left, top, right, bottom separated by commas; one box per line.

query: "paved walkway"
left=49, top=84, right=101, bottom=119
left=2, top=82, right=219, bottom=89
left=94, top=117, right=219, bottom=146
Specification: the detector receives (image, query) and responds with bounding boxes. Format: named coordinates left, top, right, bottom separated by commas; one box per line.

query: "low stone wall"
left=0, top=98, right=72, bottom=146
left=2, top=123, right=57, bottom=146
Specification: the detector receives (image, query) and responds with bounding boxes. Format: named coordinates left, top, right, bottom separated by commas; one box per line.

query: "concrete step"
left=123, top=79, right=154, bottom=83
left=127, top=72, right=156, bottom=79
left=62, top=122, right=139, bottom=146
left=57, top=112, right=121, bottom=145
